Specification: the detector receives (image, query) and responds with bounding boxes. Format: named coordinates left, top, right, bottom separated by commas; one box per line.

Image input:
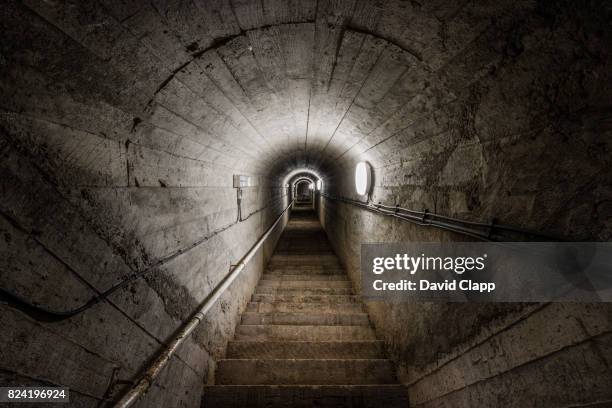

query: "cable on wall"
left=321, top=193, right=564, bottom=242
left=0, top=194, right=289, bottom=322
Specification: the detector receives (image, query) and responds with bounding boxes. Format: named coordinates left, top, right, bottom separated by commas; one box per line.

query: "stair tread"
left=241, top=311, right=369, bottom=326
left=238, top=324, right=371, bottom=328
left=261, top=275, right=350, bottom=280
left=257, top=284, right=352, bottom=289
left=259, top=279, right=351, bottom=285
left=249, top=301, right=361, bottom=313
left=242, top=311, right=368, bottom=316
left=255, top=288, right=354, bottom=295
left=247, top=302, right=364, bottom=314
left=219, top=358, right=394, bottom=361
left=227, top=340, right=386, bottom=358
left=236, top=324, right=376, bottom=341
left=247, top=301, right=361, bottom=307
left=202, top=385, right=409, bottom=408
left=265, top=272, right=346, bottom=276
left=216, top=359, right=397, bottom=385
left=229, top=340, right=383, bottom=343
left=252, top=294, right=361, bottom=302
left=204, top=384, right=405, bottom=388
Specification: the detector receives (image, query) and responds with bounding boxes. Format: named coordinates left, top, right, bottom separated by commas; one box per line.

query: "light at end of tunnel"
left=355, top=161, right=372, bottom=196
left=316, top=180, right=322, bottom=190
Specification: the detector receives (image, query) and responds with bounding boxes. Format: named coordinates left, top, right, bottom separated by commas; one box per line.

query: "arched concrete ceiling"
left=3, top=0, right=525, bottom=181
left=4, top=0, right=609, bottom=228
left=289, top=172, right=318, bottom=186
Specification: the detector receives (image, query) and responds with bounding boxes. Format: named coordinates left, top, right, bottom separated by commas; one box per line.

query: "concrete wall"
left=320, top=197, right=612, bottom=407
left=0, top=120, right=289, bottom=406
left=0, top=118, right=289, bottom=406
left=0, top=2, right=289, bottom=405
left=316, top=0, right=612, bottom=404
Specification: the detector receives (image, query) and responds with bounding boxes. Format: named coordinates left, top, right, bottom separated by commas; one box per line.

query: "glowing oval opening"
left=316, top=180, right=322, bottom=190
left=355, top=162, right=370, bottom=196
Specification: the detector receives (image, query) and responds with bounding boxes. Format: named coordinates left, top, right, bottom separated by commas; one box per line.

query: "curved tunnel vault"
left=1, top=0, right=611, bottom=407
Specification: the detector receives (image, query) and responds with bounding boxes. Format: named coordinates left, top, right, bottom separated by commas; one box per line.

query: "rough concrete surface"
left=0, top=0, right=611, bottom=407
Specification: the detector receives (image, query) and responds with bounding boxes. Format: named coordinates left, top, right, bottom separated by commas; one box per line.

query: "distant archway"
left=293, top=177, right=315, bottom=208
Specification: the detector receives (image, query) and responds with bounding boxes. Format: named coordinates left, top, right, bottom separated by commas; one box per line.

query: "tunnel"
left=1, top=0, right=611, bottom=407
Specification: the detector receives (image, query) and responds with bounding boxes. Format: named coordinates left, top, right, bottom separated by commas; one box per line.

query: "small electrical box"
left=233, top=174, right=256, bottom=188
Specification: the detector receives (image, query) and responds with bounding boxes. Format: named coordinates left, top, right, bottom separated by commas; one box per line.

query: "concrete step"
left=241, top=312, right=369, bottom=326
left=267, top=261, right=343, bottom=268
left=227, top=340, right=385, bottom=359
left=275, top=246, right=333, bottom=253
left=247, top=301, right=364, bottom=314
left=268, top=253, right=342, bottom=267
left=267, top=264, right=343, bottom=272
left=261, top=274, right=349, bottom=281
left=216, top=359, right=397, bottom=385
left=235, top=325, right=376, bottom=341
left=252, top=294, right=360, bottom=304
left=270, top=254, right=340, bottom=263
left=202, top=385, right=409, bottom=407
left=266, top=264, right=346, bottom=275
left=255, top=287, right=354, bottom=295
left=265, top=267, right=346, bottom=275
left=258, top=279, right=351, bottom=288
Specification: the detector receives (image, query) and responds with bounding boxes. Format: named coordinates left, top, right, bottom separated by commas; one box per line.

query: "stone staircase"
left=202, top=209, right=408, bottom=407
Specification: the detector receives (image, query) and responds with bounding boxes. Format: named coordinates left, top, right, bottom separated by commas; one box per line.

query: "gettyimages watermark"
left=361, top=243, right=612, bottom=302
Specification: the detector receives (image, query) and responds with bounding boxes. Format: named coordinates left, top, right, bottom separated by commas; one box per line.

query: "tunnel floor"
left=202, top=209, right=408, bottom=407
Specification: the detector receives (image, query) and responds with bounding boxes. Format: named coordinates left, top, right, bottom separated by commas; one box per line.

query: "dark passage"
left=203, top=210, right=407, bottom=407
left=1, top=1, right=611, bottom=406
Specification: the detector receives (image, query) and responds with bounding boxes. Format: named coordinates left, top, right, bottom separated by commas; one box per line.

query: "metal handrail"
left=113, top=199, right=294, bottom=408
